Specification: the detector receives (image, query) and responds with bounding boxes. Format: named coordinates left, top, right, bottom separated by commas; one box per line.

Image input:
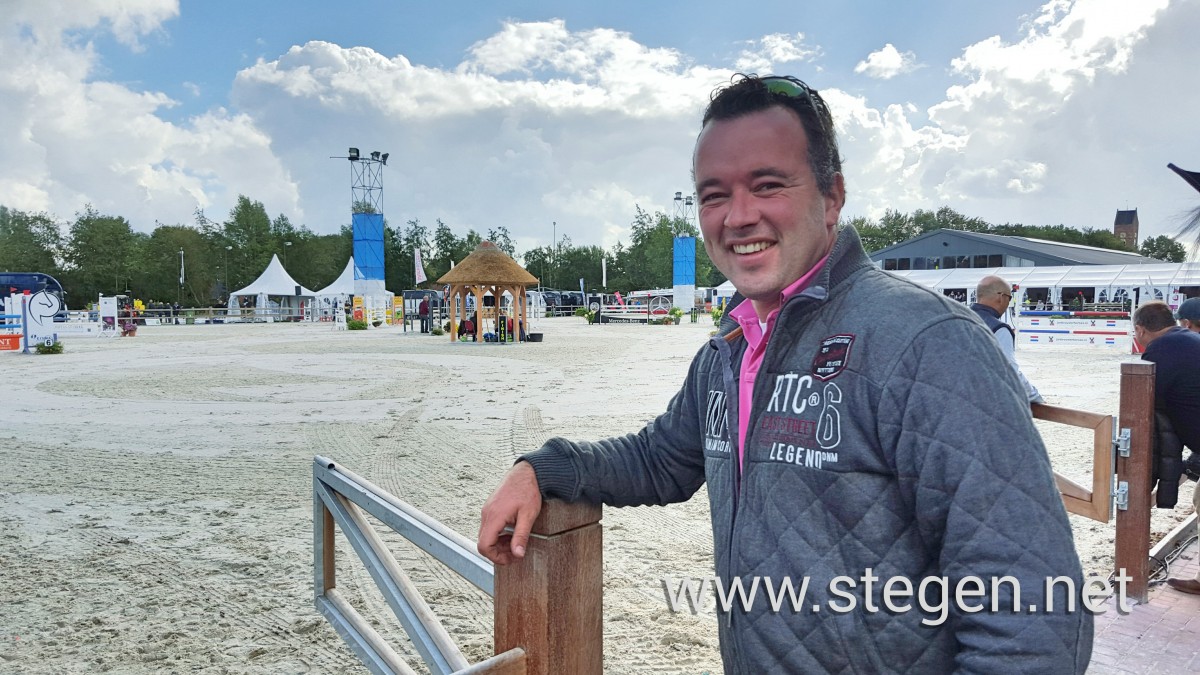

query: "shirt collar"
left=728, top=253, right=830, bottom=328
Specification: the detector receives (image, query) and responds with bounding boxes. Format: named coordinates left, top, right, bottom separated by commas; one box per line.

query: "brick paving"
left=1089, top=530, right=1200, bottom=674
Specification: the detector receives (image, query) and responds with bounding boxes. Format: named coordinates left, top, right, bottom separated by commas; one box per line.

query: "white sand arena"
left=0, top=318, right=1193, bottom=673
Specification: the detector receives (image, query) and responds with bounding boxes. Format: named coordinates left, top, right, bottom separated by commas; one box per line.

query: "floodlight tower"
left=341, top=147, right=389, bottom=213
left=672, top=191, right=697, bottom=226
left=331, top=147, right=391, bottom=298
left=671, top=191, right=697, bottom=312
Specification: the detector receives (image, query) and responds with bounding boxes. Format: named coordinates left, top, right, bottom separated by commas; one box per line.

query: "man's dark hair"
left=1133, top=301, right=1176, bottom=331
left=701, top=74, right=843, bottom=198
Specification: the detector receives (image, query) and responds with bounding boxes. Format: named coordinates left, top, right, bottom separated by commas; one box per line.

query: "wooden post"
left=1115, top=361, right=1155, bottom=604
left=494, top=500, right=602, bottom=675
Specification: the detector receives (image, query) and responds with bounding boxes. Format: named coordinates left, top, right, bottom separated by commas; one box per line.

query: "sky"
left=2, top=0, right=1198, bottom=255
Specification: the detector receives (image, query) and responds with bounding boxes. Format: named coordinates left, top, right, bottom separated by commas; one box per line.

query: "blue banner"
left=352, top=212, right=385, bottom=281
left=673, top=236, right=696, bottom=285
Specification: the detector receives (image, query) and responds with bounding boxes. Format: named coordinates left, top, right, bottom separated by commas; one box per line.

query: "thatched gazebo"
left=437, top=241, right=539, bottom=343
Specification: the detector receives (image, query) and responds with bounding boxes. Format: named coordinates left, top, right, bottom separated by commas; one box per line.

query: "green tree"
left=0, top=206, right=63, bottom=273
left=427, top=219, right=462, bottom=282
left=1139, top=235, right=1187, bottom=262
left=487, top=226, right=517, bottom=257
left=1080, top=228, right=1129, bottom=251
left=222, top=196, right=273, bottom=290
left=621, top=207, right=675, bottom=290
left=877, top=209, right=923, bottom=248
left=62, top=205, right=144, bottom=305
left=302, top=232, right=354, bottom=290
left=388, top=218, right=431, bottom=290
left=911, top=206, right=989, bottom=234
left=138, top=224, right=212, bottom=306
left=522, top=245, right=553, bottom=288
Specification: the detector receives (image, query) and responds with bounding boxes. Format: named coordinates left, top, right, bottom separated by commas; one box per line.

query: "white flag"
left=601, top=256, right=607, bottom=288
left=179, top=249, right=185, bottom=286
left=414, top=248, right=427, bottom=284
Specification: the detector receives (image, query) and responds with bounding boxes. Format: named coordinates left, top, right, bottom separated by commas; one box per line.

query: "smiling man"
left=479, top=75, right=1092, bottom=673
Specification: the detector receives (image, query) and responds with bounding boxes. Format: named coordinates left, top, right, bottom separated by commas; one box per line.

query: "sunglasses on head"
left=761, top=76, right=832, bottom=129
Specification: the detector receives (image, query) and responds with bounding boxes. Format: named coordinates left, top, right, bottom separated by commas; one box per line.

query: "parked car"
left=560, top=291, right=585, bottom=314
left=540, top=290, right=562, bottom=316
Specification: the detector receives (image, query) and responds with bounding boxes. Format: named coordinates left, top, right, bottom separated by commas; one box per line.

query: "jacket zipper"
left=722, top=289, right=826, bottom=669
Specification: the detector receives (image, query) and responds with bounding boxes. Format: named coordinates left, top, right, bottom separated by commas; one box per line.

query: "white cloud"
left=854, top=44, right=918, bottom=79
left=4, top=0, right=177, bottom=50
left=0, top=0, right=1194, bottom=256
left=825, top=0, right=1185, bottom=238
left=734, top=33, right=820, bottom=73
left=0, top=0, right=300, bottom=231
left=229, top=24, right=732, bottom=246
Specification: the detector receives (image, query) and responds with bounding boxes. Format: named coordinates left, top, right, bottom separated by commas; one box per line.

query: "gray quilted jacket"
left=523, top=226, right=1093, bottom=673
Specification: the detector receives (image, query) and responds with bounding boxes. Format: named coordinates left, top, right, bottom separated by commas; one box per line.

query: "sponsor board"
left=599, top=312, right=650, bottom=324
left=1017, top=317, right=1131, bottom=330
left=1020, top=332, right=1131, bottom=347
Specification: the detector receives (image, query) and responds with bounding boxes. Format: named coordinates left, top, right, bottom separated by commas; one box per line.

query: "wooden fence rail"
left=313, top=456, right=602, bottom=675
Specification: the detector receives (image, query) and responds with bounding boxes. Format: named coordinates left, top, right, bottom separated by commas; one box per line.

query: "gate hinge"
left=1113, top=481, right=1129, bottom=511
left=1113, top=427, right=1131, bottom=458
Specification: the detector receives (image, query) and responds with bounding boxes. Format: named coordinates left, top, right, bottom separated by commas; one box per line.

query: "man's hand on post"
left=478, top=461, right=542, bottom=565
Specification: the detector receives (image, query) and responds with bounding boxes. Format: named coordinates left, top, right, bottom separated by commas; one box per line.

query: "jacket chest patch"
left=760, top=373, right=844, bottom=461
left=812, top=334, right=855, bottom=381
left=703, top=389, right=732, bottom=455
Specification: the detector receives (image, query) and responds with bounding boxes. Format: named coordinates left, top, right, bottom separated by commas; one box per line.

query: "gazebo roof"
left=437, top=241, right=539, bottom=286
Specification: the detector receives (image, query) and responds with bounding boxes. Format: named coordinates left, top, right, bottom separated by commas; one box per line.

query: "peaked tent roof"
left=437, top=241, right=538, bottom=286
left=230, top=254, right=316, bottom=297
left=313, top=258, right=358, bottom=296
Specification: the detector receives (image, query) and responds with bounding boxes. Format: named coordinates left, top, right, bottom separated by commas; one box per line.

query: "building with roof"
left=868, top=228, right=1157, bottom=272
left=1113, top=209, right=1139, bottom=249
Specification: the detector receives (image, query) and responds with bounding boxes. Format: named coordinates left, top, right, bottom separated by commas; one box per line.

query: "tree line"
left=0, top=198, right=718, bottom=309
left=0, top=199, right=1184, bottom=309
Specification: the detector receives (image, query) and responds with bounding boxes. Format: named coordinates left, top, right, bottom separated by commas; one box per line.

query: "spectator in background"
left=418, top=294, right=431, bottom=333
left=971, top=275, right=1044, bottom=404
left=1176, top=297, right=1200, bottom=333
left=1134, top=301, right=1200, bottom=594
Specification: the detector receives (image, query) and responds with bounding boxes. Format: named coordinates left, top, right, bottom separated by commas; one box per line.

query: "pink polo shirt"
left=727, top=254, right=829, bottom=471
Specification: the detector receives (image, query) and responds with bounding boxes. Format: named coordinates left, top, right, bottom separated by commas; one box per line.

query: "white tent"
left=313, top=258, right=359, bottom=319
left=230, top=254, right=316, bottom=297
left=713, top=279, right=737, bottom=307
left=229, top=254, right=315, bottom=320
left=314, top=258, right=357, bottom=297
left=888, top=261, right=1200, bottom=309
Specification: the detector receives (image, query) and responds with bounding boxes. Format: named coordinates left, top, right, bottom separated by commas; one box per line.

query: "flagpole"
left=178, top=248, right=185, bottom=305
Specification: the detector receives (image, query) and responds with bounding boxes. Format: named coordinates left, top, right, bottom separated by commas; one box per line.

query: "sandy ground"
left=0, top=316, right=1192, bottom=673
